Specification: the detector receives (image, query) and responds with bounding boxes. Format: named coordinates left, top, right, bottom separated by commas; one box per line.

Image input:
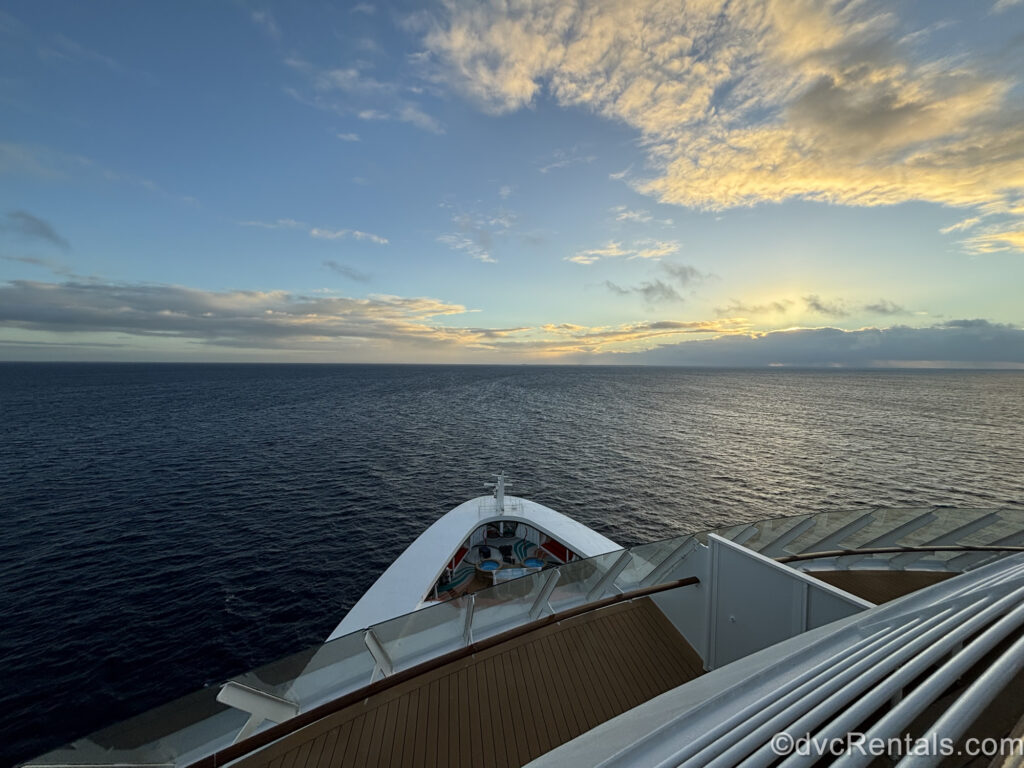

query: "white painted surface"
left=705, top=534, right=872, bottom=669
left=327, top=495, right=621, bottom=639
left=650, top=544, right=710, bottom=661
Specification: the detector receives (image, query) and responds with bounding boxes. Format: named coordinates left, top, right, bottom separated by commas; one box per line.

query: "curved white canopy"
left=327, top=494, right=621, bottom=640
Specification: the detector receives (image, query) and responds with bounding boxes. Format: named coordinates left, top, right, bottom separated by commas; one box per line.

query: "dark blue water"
left=1, top=363, right=1022, bottom=765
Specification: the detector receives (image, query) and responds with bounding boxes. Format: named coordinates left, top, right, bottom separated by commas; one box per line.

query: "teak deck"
left=233, top=598, right=703, bottom=768
left=808, top=569, right=956, bottom=604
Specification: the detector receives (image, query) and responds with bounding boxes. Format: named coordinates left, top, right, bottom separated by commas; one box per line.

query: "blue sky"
left=1, top=0, right=1023, bottom=365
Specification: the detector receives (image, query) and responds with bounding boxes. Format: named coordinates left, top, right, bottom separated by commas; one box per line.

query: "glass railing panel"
left=546, top=548, right=621, bottom=613
left=755, top=508, right=1024, bottom=564
left=778, top=509, right=878, bottom=554
left=540, top=556, right=594, bottom=613
left=702, top=522, right=755, bottom=546
left=373, top=594, right=468, bottom=672
left=469, top=568, right=549, bottom=641
left=25, top=683, right=247, bottom=766
left=958, top=509, right=1024, bottom=547
left=713, top=508, right=996, bottom=557
left=716, top=512, right=815, bottom=554
left=616, top=535, right=693, bottom=590
left=237, top=630, right=376, bottom=713
left=871, top=507, right=976, bottom=547
left=830, top=507, right=934, bottom=549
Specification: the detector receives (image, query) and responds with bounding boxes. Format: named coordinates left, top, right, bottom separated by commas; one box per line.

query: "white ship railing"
left=23, top=506, right=1024, bottom=767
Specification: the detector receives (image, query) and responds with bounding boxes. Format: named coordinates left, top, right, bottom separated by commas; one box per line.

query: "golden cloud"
left=961, top=229, right=1024, bottom=254
left=424, top=0, right=1024, bottom=239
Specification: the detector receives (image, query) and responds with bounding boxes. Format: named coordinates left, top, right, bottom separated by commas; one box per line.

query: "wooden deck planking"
left=352, top=710, right=376, bottom=766
left=314, top=729, right=337, bottom=768
left=568, top=626, right=612, bottom=731
left=467, top=661, right=485, bottom=768
left=808, top=569, right=956, bottom=604
left=500, top=645, right=535, bottom=765
left=434, top=674, right=448, bottom=768
left=991, top=708, right=1024, bottom=768
left=483, top=649, right=509, bottom=760
left=562, top=623, right=614, bottom=726
left=550, top=630, right=589, bottom=735
left=515, top=642, right=556, bottom=755
left=233, top=598, right=703, bottom=768
left=337, top=721, right=356, bottom=766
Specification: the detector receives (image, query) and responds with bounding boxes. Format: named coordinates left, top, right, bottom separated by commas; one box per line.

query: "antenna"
left=484, top=471, right=514, bottom=513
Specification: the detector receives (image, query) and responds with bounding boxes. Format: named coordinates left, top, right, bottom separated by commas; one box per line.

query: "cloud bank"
left=0, top=280, right=1019, bottom=367
left=0, top=280, right=738, bottom=358
left=608, top=321, right=1024, bottom=368
left=0, top=280, right=466, bottom=350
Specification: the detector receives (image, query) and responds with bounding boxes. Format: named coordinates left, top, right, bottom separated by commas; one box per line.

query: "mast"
left=486, top=471, right=511, bottom=514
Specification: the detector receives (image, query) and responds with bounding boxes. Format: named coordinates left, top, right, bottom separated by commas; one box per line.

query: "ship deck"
left=231, top=597, right=703, bottom=768
left=227, top=569, right=975, bottom=768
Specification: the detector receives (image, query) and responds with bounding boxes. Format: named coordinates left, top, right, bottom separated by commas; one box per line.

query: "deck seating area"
left=432, top=535, right=560, bottom=601
left=473, top=537, right=550, bottom=565
left=232, top=597, right=704, bottom=768
left=434, top=564, right=477, bottom=597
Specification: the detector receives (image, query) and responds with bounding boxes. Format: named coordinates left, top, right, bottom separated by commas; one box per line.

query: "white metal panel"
left=650, top=545, right=711, bottom=661
left=706, top=535, right=871, bottom=669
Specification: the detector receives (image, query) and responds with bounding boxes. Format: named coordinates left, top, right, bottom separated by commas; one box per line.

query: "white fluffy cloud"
left=310, top=227, right=389, bottom=244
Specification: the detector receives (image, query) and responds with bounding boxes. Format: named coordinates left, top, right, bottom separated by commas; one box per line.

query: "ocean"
left=1, top=363, right=1022, bottom=764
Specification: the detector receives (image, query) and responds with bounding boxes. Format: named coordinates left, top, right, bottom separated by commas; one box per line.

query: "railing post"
left=463, top=593, right=476, bottom=646
left=641, top=538, right=696, bottom=587
left=364, top=628, right=393, bottom=679
left=217, top=681, right=298, bottom=744
left=586, top=550, right=633, bottom=602
left=529, top=569, right=561, bottom=620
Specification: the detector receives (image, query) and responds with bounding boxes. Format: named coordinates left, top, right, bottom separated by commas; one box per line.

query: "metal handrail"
left=675, top=623, right=907, bottom=767
left=770, top=586, right=1024, bottom=768
left=776, top=544, right=1024, bottom=564
left=829, top=596, right=1024, bottom=768
left=190, top=575, right=701, bottom=768
left=898, top=631, right=1024, bottom=768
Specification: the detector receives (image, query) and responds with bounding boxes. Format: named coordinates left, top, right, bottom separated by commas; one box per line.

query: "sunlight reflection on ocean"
left=1, top=363, right=1021, bottom=763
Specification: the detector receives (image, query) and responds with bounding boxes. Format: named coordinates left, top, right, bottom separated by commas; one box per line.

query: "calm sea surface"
left=1, top=363, right=1022, bottom=763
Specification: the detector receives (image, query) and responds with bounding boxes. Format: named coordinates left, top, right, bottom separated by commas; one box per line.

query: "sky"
left=1, top=0, right=1023, bottom=367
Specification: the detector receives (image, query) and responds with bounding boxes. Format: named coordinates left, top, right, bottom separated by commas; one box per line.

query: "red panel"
left=449, top=546, right=468, bottom=571
left=541, top=539, right=571, bottom=563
